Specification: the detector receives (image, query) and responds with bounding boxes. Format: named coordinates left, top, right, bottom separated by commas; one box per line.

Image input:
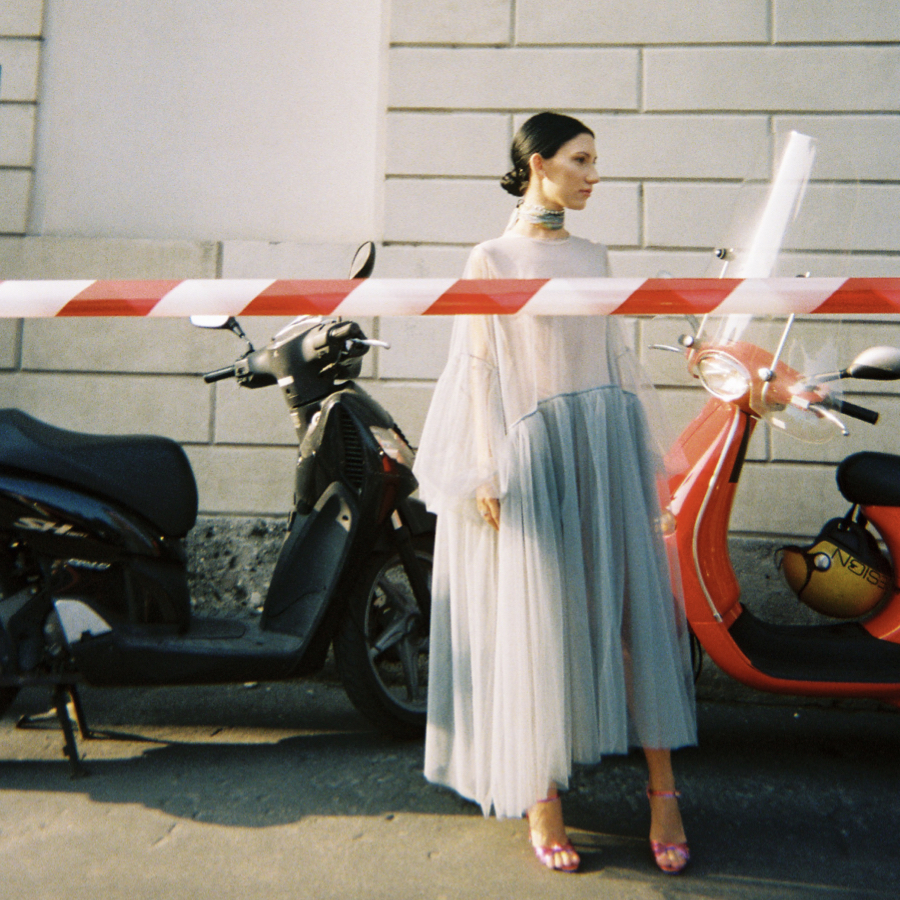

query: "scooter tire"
left=0, top=686, right=19, bottom=718
left=333, top=533, right=433, bottom=740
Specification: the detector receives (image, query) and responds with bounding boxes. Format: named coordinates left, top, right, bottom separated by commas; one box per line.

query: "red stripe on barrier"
left=6, top=278, right=900, bottom=316
left=614, top=279, right=743, bottom=315
left=240, top=280, right=359, bottom=316
left=811, top=278, right=900, bottom=314
left=57, top=281, right=180, bottom=316
left=423, top=279, right=548, bottom=315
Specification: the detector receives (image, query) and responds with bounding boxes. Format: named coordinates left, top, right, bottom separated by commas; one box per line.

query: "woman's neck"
left=514, top=192, right=568, bottom=240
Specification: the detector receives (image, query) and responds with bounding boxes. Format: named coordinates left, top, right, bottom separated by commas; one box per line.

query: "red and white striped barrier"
left=0, top=278, right=899, bottom=316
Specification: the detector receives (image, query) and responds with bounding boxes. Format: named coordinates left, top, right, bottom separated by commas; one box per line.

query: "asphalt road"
left=1, top=680, right=897, bottom=900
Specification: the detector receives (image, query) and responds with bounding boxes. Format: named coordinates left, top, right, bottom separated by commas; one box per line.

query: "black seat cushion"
left=0, top=409, right=198, bottom=537
left=837, top=451, right=900, bottom=508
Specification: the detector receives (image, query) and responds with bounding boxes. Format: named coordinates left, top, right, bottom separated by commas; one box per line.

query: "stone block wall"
left=2, top=0, right=900, bottom=547
left=0, top=0, right=41, bottom=233
left=383, top=0, right=900, bottom=544
left=384, top=0, right=900, bottom=278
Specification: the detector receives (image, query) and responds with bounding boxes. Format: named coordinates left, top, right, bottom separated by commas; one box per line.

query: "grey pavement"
left=1, top=678, right=898, bottom=900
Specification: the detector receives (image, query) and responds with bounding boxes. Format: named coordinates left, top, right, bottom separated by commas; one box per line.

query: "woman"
left=414, top=112, right=697, bottom=875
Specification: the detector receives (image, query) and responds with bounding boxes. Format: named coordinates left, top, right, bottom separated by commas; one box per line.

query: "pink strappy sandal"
left=646, top=786, right=690, bottom=875
left=525, top=796, right=580, bottom=873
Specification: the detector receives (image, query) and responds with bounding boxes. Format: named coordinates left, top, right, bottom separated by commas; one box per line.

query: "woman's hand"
left=476, top=485, right=500, bottom=531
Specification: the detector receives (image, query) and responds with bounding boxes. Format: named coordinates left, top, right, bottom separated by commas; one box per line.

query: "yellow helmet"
left=779, top=514, right=892, bottom=619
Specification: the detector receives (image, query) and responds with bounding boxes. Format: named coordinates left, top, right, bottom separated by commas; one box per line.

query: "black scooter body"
left=0, top=318, right=428, bottom=694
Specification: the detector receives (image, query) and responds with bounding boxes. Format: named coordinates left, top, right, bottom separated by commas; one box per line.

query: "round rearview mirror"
left=349, top=242, right=376, bottom=280
left=844, top=346, right=900, bottom=381
left=190, top=316, right=232, bottom=329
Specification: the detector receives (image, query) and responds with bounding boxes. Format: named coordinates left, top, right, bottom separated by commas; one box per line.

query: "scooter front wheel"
left=333, top=534, right=433, bottom=739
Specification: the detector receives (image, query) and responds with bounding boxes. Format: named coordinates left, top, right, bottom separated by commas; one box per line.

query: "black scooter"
left=0, top=244, right=434, bottom=773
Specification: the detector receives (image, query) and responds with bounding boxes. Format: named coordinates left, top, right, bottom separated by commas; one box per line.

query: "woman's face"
left=534, top=133, right=599, bottom=210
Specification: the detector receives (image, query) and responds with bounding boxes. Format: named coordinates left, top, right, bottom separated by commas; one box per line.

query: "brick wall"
left=2, top=0, right=900, bottom=541
left=0, top=0, right=41, bottom=234
left=381, top=0, right=900, bottom=540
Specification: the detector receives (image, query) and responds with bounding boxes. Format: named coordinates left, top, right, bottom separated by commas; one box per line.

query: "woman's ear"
left=528, top=152, right=545, bottom=180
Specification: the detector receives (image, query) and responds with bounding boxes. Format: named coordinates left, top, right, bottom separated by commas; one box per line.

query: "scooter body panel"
left=860, top=505, right=900, bottom=642
left=667, top=397, right=747, bottom=627
left=670, top=389, right=900, bottom=700
left=0, top=470, right=193, bottom=643
left=63, top=611, right=305, bottom=686
left=262, top=482, right=358, bottom=637
left=0, top=311, right=434, bottom=746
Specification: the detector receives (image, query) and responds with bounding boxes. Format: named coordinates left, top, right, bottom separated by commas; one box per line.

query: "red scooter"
left=662, top=314, right=900, bottom=705
left=659, top=129, right=900, bottom=705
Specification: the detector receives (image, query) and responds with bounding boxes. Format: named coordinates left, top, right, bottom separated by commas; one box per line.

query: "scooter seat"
left=837, top=451, right=900, bottom=508
left=0, top=409, right=198, bottom=537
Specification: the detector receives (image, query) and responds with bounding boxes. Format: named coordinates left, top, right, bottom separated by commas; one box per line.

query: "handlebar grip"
left=834, top=398, right=879, bottom=425
left=203, top=365, right=237, bottom=383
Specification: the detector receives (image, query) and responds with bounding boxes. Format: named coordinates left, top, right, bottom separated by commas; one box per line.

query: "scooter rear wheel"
left=333, top=534, right=433, bottom=740
left=0, top=686, right=19, bottom=718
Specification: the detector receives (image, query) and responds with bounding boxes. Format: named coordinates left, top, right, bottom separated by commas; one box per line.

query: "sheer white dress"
left=414, top=231, right=697, bottom=819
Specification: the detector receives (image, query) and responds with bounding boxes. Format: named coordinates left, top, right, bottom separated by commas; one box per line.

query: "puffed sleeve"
left=412, top=248, right=507, bottom=516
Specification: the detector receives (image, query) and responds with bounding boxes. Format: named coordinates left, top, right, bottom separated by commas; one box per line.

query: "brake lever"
left=807, top=402, right=849, bottom=436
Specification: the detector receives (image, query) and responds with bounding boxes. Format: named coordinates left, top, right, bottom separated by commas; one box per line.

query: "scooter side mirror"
left=190, top=315, right=253, bottom=350
left=190, top=315, right=233, bottom=329
left=349, top=241, right=376, bottom=280
left=843, top=346, right=900, bottom=381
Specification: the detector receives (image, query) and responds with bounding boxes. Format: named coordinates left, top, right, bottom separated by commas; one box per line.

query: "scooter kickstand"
left=52, top=685, right=88, bottom=778
left=66, top=684, right=92, bottom=740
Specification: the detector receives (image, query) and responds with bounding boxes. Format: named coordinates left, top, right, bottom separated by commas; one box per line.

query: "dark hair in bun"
left=500, top=112, right=594, bottom=197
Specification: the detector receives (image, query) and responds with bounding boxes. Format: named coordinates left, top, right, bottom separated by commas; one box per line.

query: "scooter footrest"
left=730, top=608, right=900, bottom=684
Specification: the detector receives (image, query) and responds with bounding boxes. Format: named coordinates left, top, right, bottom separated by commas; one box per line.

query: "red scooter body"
left=666, top=329, right=900, bottom=706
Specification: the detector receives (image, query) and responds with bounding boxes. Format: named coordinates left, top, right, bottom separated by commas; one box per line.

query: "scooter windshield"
left=692, top=129, right=861, bottom=443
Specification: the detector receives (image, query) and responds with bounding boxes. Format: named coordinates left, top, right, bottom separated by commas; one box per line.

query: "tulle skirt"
left=423, top=385, right=697, bottom=819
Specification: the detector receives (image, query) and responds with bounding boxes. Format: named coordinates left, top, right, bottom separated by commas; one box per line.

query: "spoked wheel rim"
left=363, top=551, right=431, bottom=715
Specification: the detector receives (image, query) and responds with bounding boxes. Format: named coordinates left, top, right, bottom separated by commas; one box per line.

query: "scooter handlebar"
left=823, top=396, right=880, bottom=425
left=203, top=364, right=237, bottom=383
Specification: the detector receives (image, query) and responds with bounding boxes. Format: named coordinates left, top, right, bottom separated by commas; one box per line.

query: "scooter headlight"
left=370, top=426, right=415, bottom=471
left=696, top=351, right=751, bottom=401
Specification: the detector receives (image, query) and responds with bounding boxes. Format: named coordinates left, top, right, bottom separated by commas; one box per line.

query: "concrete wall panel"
left=0, top=103, right=35, bottom=166
left=21, top=318, right=229, bottom=374
left=573, top=114, right=769, bottom=180
left=0, top=38, right=40, bottom=100
left=731, top=463, right=848, bottom=537
left=645, top=47, right=900, bottom=112
left=186, top=445, right=296, bottom=515
left=377, top=317, right=454, bottom=380
left=0, top=321, right=20, bottom=369
left=774, top=1, right=898, bottom=43
left=0, top=372, right=209, bottom=441
left=0, top=237, right=218, bottom=279
left=0, top=170, right=30, bottom=232
left=212, top=381, right=296, bottom=447
left=389, top=48, right=639, bottom=111
left=376, top=244, right=471, bottom=278
left=387, top=113, right=510, bottom=177
left=0, top=1, right=43, bottom=36
left=516, top=0, right=768, bottom=45
left=774, top=116, right=900, bottom=182
left=391, top=0, right=509, bottom=44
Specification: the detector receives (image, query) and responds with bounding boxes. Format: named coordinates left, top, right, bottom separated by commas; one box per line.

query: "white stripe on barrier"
left=713, top=277, right=848, bottom=315
left=147, top=279, right=277, bottom=317
left=522, top=278, right=643, bottom=314
left=0, top=280, right=96, bottom=317
left=333, top=279, right=455, bottom=317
